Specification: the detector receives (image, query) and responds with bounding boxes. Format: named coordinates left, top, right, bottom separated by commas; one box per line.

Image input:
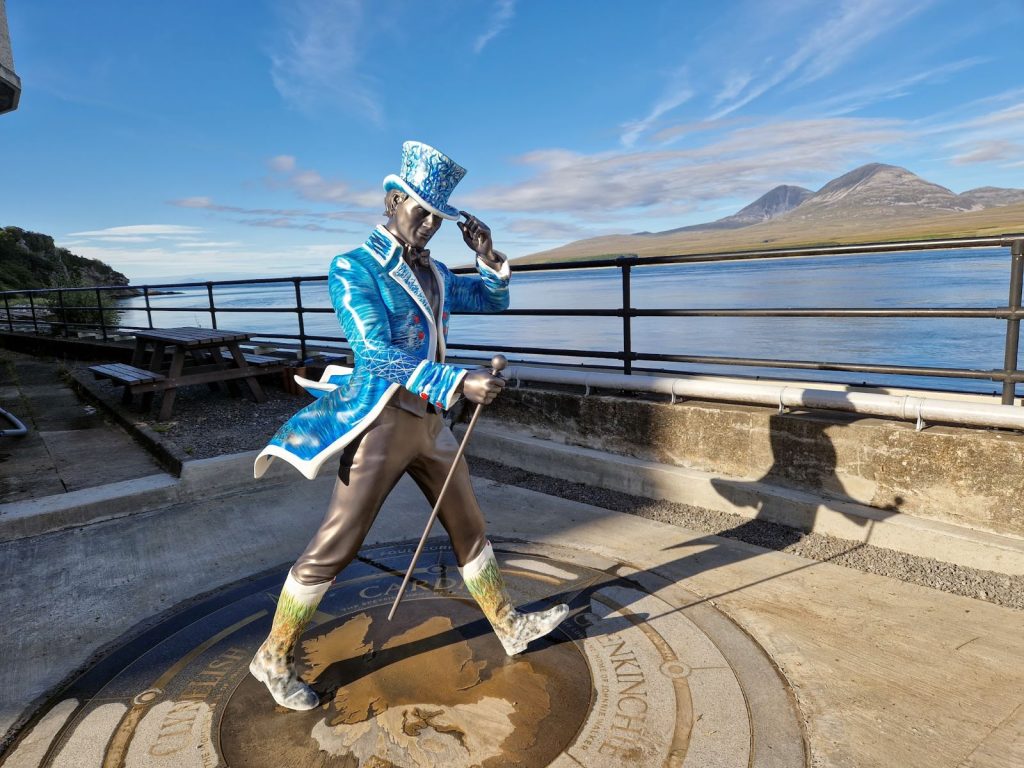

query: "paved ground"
left=0, top=472, right=1021, bottom=767
left=0, top=351, right=164, bottom=503
left=0, top=351, right=1021, bottom=766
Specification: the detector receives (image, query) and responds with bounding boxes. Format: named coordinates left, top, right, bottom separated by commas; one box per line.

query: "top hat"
left=383, top=141, right=466, bottom=221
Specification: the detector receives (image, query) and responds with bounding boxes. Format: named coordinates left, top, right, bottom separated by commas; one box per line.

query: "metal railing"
left=2, top=233, right=1023, bottom=403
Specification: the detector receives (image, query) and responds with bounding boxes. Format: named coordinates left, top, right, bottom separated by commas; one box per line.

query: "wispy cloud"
left=621, top=69, right=694, bottom=147
left=466, top=117, right=902, bottom=217
left=168, top=155, right=384, bottom=233
left=65, top=242, right=348, bottom=283
left=712, top=0, right=934, bottom=119
left=67, top=225, right=204, bottom=240
left=265, top=155, right=380, bottom=208
left=951, top=140, right=1023, bottom=166
left=269, top=0, right=383, bottom=122
left=918, top=94, right=1024, bottom=168
left=474, top=0, right=517, bottom=53
left=812, top=57, right=987, bottom=116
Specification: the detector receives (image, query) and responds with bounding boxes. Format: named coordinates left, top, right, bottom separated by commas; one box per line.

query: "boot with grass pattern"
left=460, top=541, right=569, bottom=656
left=249, top=572, right=330, bottom=711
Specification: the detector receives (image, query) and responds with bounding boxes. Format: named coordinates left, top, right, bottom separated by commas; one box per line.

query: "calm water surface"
left=118, top=247, right=1020, bottom=396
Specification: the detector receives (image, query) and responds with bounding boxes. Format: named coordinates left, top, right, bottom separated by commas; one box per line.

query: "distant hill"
left=0, top=226, right=131, bottom=292
left=517, top=164, right=1024, bottom=264
left=645, top=185, right=813, bottom=236
left=960, top=186, right=1024, bottom=208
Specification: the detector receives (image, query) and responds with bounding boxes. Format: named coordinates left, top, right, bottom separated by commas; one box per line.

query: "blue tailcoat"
left=254, top=226, right=510, bottom=480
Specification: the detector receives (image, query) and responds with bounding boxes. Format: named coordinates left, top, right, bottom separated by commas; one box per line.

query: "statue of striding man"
left=249, top=141, right=569, bottom=710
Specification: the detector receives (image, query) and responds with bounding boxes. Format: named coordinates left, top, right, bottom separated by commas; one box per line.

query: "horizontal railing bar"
left=455, top=307, right=1021, bottom=319
left=448, top=342, right=624, bottom=360
left=630, top=307, right=1020, bottom=318
left=451, top=232, right=1024, bottom=274
left=634, top=352, right=1007, bottom=380
left=458, top=308, right=624, bottom=317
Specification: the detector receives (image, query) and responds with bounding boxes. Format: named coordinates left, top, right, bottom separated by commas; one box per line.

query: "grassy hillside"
left=517, top=200, right=1024, bottom=265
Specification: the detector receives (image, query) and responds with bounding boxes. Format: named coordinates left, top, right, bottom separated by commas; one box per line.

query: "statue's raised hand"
left=458, top=210, right=503, bottom=270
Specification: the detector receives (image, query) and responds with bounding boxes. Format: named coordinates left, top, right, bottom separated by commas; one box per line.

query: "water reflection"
left=116, top=248, right=1018, bottom=396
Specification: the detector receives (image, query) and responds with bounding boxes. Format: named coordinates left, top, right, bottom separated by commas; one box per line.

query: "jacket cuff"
left=477, top=252, right=510, bottom=281
left=406, top=361, right=467, bottom=411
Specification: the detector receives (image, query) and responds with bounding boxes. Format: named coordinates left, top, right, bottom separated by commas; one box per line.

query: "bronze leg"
left=290, top=406, right=419, bottom=585
left=405, top=413, right=488, bottom=567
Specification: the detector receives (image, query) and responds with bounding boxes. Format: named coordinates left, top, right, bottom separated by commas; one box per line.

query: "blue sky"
left=2, top=0, right=1023, bottom=283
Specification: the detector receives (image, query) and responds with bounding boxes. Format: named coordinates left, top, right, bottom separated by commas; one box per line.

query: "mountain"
left=960, top=187, right=1024, bottom=208
left=652, top=185, right=813, bottom=235
left=517, top=164, right=1024, bottom=264
left=781, top=163, right=974, bottom=222
left=0, top=226, right=132, bottom=292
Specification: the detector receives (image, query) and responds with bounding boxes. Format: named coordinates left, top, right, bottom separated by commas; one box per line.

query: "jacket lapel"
left=429, top=261, right=448, bottom=362
left=372, top=225, right=440, bottom=364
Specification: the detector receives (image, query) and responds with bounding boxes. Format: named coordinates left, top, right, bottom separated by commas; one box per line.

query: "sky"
left=1, top=0, right=1023, bottom=283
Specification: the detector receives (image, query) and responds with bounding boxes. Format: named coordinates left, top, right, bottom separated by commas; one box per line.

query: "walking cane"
left=388, top=354, right=507, bottom=621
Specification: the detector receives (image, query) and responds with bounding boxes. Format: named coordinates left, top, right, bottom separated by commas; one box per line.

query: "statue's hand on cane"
left=460, top=367, right=505, bottom=405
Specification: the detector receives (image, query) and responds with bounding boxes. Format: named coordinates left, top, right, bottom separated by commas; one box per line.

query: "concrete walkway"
left=0, top=458, right=1021, bottom=767
left=0, top=351, right=164, bottom=503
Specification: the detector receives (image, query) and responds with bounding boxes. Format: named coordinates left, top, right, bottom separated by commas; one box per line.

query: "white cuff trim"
left=284, top=570, right=333, bottom=599
left=477, top=253, right=511, bottom=281
left=458, top=540, right=494, bottom=579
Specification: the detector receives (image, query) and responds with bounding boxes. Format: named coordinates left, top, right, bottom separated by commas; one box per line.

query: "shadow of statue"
left=709, top=410, right=904, bottom=557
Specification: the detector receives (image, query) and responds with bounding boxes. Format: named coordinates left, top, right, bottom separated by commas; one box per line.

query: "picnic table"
left=90, top=327, right=285, bottom=420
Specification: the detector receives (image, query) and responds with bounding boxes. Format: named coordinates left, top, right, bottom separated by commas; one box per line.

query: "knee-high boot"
left=460, top=541, right=569, bottom=656
left=249, top=571, right=330, bottom=710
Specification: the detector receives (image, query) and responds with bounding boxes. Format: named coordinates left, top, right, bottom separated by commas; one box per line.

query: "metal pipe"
left=1002, top=239, right=1024, bottom=404
left=620, top=257, right=634, bottom=375
left=57, top=289, right=67, bottom=337
left=95, top=288, right=107, bottom=340
left=294, top=278, right=307, bottom=360
left=0, top=407, right=27, bottom=437
left=503, top=364, right=1024, bottom=432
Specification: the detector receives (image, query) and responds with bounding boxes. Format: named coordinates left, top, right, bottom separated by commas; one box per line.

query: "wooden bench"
left=218, top=351, right=287, bottom=367
left=89, top=363, right=167, bottom=405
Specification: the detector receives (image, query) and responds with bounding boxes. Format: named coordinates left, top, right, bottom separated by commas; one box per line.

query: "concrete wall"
left=479, top=386, right=1024, bottom=539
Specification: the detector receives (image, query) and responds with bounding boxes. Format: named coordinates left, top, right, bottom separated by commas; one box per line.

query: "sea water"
left=116, top=247, right=1019, bottom=396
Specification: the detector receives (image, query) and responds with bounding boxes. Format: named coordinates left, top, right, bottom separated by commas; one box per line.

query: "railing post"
left=3, top=294, right=12, bottom=331
left=57, top=289, right=68, bottom=337
left=143, top=286, right=153, bottom=328
left=1003, top=239, right=1024, bottom=404
left=95, top=288, right=107, bottom=340
left=294, top=278, right=307, bottom=361
left=206, top=282, right=217, bottom=329
left=28, top=293, right=38, bottom=333
left=619, top=256, right=636, bottom=374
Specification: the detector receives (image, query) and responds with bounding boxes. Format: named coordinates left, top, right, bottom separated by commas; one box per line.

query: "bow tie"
left=404, top=246, right=431, bottom=269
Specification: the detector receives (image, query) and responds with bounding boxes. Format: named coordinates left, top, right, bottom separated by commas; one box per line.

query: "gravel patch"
left=76, top=369, right=309, bottom=460
left=466, top=456, right=1024, bottom=611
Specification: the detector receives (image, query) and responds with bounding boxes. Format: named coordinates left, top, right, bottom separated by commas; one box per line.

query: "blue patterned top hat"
left=383, top=141, right=466, bottom=221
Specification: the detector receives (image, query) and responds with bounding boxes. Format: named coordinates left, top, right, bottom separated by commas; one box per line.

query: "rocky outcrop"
left=0, top=226, right=132, bottom=293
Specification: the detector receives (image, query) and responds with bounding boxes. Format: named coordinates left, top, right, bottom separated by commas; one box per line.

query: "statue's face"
left=387, top=192, right=442, bottom=249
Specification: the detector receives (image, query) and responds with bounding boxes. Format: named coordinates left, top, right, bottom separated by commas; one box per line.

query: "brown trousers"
left=290, top=398, right=487, bottom=585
